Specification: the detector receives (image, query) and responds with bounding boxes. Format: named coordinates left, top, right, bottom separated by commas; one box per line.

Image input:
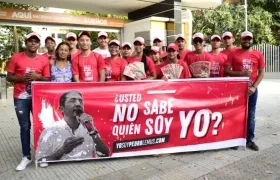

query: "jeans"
left=247, top=88, right=258, bottom=142
left=14, top=98, right=32, bottom=157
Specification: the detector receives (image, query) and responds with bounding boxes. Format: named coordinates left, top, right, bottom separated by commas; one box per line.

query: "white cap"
left=98, top=31, right=108, bottom=38
left=133, top=37, right=145, bottom=45
left=26, top=32, right=41, bottom=41
left=211, top=35, right=221, bottom=41
left=150, top=46, right=160, bottom=53
left=175, top=34, right=185, bottom=41
left=222, top=31, right=233, bottom=38
left=66, top=32, right=77, bottom=40
left=122, top=42, right=132, bottom=48
left=153, top=37, right=162, bottom=42
left=192, top=32, right=204, bottom=40
left=241, top=31, right=253, bottom=39
left=109, top=39, right=120, bottom=46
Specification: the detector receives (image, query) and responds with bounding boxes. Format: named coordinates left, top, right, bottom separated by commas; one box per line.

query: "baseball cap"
left=150, top=46, right=160, bottom=53
left=153, top=37, right=162, bottom=42
left=175, top=34, right=185, bottom=41
left=222, top=31, right=233, bottom=38
left=109, top=39, right=120, bottom=46
left=133, top=37, right=145, bottom=45
left=45, top=36, right=56, bottom=43
left=192, top=33, right=204, bottom=40
left=211, top=35, right=221, bottom=41
left=98, top=31, right=108, bottom=38
left=78, top=31, right=91, bottom=39
left=167, top=43, right=179, bottom=51
left=122, top=42, right=132, bottom=49
left=241, top=31, right=253, bottom=39
left=66, top=32, right=77, bottom=40
left=26, top=32, right=41, bottom=41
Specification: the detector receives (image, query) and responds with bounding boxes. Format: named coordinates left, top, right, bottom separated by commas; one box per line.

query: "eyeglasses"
left=109, top=46, right=119, bottom=50
left=193, top=39, right=203, bottom=44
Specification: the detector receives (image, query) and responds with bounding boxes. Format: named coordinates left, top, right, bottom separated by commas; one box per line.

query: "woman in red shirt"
left=150, top=46, right=165, bottom=79
left=121, top=42, right=132, bottom=60
left=161, top=43, right=191, bottom=80
left=104, top=40, right=128, bottom=81
left=123, top=37, right=157, bottom=80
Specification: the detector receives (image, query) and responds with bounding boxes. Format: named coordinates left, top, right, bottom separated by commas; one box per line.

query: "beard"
left=241, top=43, right=251, bottom=50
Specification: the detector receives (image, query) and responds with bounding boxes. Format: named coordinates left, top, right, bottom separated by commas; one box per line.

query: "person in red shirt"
left=72, top=31, right=105, bottom=82
left=104, top=40, right=128, bottom=81
left=161, top=43, right=191, bottom=80
left=174, top=34, right=190, bottom=60
left=220, top=31, right=240, bottom=57
left=124, top=37, right=157, bottom=80
left=65, top=32, right=81, bottom=61
left=209, top=35, right=227, bottom=77
left=153, top=37, right=168, bottom=61
left=184, top=32, right=213, bottom=78
left=121, top=42, right=132, bottom=60
left=150, top=46, right=165, bottom=79
left=6, top=32, right=50, bottom=171
left=225, top=31, right=265, bottom=151
left=42, top=36, right=56, bottom=64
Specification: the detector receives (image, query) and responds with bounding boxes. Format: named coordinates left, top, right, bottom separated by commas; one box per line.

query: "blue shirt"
left=51, top=61, right=72, bottom=82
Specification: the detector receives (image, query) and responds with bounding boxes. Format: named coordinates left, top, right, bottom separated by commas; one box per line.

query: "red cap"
left=150, top=46, right=160, bottom=53
left=26, top=32, right=41, bottom=41
left=98, top=31, right=108, bottom=38
left=122, top=42, right=132, bottom=49
left=211, top=35, right=221, bottom=41
left=78, top=31, right=91, bottom=39
left=241, top=31, right=253, bottom=39
left=192, top=33, right=204, bottom=40
left=167, top=43, right=179, bottom=51
left=66, top=32, right=77, bottom=40
left=133, top=37, right=145, bottom=45
left=153, top=37, right=162, bottom=42
left=45, top=36, right=56, bottom=43
left=222, top=31, right=233, bottom=38
left=109, top=39, right=120, bottom=46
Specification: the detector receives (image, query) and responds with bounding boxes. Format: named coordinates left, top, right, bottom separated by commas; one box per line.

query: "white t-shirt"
left=93, top=47, right=111, bottom=59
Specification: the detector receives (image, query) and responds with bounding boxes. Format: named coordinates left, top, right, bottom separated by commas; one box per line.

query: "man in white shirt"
left=93, top=31, right=111, bottom=59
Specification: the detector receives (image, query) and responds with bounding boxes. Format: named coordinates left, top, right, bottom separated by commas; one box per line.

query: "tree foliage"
left=192, top=3, right=275, bottom=45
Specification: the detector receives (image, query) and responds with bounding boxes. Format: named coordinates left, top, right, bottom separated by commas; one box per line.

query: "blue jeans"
left=247, top=88, right=258, bottom=142
left=14, top=98, right=32, bottom=157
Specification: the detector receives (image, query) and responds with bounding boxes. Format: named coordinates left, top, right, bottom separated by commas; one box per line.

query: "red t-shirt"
left=127, top=56, right=156, bottom=77
left=72, top=52, right=105, bottom=82
left=159, top=60, right=191, bottom=79
left=104, top=57, right=128, bottom=81
left=179, top=50, right=190, bottom=60
left=209, top=52, right=227, bottom=77
left=7, top=52, right=50, bottom=99
left=71, top=49, right=81, bottom=61
left=184, top=51, right=213, bottom=65
left=155, top=63, right=165, bottom=79
left=225, top=49, right=265, bottom=83
left=220, top=46, right=240, bottom=57
left=42, top=53, right=55, bottom=61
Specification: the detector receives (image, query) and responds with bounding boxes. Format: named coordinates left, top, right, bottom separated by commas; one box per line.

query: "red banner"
left=32, top=78, right=248, bottom=163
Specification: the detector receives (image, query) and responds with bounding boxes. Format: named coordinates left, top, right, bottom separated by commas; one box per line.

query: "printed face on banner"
left=32, top=80, right=248, bottom=163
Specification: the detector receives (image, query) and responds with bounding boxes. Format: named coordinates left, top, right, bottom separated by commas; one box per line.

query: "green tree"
left=192, top=3, right=275, bottom=45
left=0, top=2, right=42, bottom=65
left=64, top=10, right=127, bottom=49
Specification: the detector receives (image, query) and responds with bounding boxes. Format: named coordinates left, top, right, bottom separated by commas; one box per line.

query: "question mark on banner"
left=211, top=112, right=223, bottom=136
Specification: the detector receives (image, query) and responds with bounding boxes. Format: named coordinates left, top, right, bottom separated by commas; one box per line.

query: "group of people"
left=6, top=29, right=265, bottom=171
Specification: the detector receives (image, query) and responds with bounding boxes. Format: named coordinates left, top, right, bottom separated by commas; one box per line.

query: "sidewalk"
left=0, top=79, right=280, bottom=180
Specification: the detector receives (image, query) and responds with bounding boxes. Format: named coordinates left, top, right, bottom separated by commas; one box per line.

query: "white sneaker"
left=39, top=162, right=49, bottom=168
left=16, top=157, right=32, bottom=171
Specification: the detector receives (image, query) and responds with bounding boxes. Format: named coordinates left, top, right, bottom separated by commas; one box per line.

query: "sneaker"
left=16, top=157, right=32, bottom=171
left=39, top=162, right=49, bottom=168
left=230, top=146, right=239, bottom=150
left=246, top=141, right=259, bottom=151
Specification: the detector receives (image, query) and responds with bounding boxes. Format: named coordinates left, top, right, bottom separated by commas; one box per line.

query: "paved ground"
left=0, top=79, right=280, bottom=180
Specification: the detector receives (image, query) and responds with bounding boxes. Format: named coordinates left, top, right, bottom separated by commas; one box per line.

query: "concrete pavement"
left=0, top=79, right=280, bottom=180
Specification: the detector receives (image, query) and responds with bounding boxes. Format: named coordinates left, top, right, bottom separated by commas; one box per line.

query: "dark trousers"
left=14, top=98, right=32, bottom=157
left=247, top=88, right=258, bottom=142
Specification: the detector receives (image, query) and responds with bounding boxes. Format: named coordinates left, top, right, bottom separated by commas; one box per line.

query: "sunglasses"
left=193, top=39, right=203, bottom=44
